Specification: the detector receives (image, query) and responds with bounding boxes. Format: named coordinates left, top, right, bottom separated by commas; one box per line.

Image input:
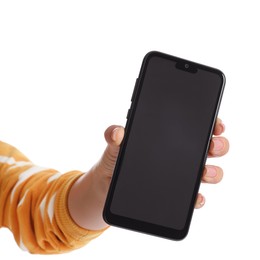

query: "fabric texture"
left=0, top=141, right=104, bottom=254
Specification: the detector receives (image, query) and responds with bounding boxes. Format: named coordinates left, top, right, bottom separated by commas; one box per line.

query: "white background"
left=0, top=0, right=259, bottom=259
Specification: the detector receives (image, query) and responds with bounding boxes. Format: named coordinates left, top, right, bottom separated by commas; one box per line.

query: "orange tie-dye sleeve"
left=0, top=141, right=105, bottom=254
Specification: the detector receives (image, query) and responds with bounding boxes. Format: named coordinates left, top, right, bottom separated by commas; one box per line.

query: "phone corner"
left=102, top=206, right=110, bottom=225
left=145, top=50, right=160, bottom=56
left=178, top=230, right=189, bottom=241
left=215, top=68, right=226, bottom=86
left=221, top=70, right=226, bottom=85
left=143, top=50, right=162, bottom=61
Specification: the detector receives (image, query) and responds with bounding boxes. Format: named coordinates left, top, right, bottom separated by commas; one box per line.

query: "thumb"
left=98, top=125, right=124, bottom=178
left=104, top=125, right=125, bottom=147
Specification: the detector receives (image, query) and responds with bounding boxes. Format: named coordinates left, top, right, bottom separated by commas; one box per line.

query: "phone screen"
left=104, top=52, right=225, bottom=239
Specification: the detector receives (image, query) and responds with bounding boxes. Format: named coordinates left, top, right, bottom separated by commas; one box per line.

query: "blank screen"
left=110, top=56, right=222, bottom=230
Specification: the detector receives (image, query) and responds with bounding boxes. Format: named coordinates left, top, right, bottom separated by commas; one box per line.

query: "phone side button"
left=131, top=78, right=139, bottom=101
left=126, top=108, right=131, bottom=119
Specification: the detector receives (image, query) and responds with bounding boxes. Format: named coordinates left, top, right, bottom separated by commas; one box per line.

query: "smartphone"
left=103, top=51, right=225, bottom=240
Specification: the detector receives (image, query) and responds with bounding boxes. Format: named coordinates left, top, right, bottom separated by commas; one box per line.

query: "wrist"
left=68, top=166, right=110, bottom=231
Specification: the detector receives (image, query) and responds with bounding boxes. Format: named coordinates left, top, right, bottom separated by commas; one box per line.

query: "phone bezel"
left=103, top=51, right=225, bottom=241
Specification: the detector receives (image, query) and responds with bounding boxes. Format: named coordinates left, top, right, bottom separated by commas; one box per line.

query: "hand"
left=195, top=118, right=229, bottom=208
left=68, top=118, right=229, bottom=230
left=100, top=118, right=229, bottom=209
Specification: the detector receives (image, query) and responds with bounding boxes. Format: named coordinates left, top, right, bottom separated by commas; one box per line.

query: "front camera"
left=176, top=61, right=198, bottom=73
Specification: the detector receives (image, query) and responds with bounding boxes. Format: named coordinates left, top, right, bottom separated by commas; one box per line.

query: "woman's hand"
left=68, top=118, right=229, bottom=230
left=195, top=118, right=229, bottom=208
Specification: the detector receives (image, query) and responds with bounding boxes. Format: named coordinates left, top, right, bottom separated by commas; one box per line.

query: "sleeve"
left=0, top=141, right=105, bottom=254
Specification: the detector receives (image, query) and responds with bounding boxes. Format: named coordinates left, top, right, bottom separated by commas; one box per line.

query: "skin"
left=68, top=118, right=229, bottom=230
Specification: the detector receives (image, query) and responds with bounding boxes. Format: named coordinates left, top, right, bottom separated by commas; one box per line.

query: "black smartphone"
left=103, top=51, right=225, bottom=240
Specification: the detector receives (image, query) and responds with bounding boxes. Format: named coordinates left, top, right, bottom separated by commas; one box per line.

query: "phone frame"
left=103, top=51, right=225, bottom=240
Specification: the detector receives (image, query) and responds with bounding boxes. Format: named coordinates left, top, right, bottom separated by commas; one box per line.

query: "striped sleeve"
left=0, top=141, right=105, bottom=254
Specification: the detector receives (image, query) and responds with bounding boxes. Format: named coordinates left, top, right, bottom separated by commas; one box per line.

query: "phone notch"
left=176, top=61, right=198, bottom=73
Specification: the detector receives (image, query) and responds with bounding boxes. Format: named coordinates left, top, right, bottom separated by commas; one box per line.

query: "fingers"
left=195, top=193, right=205, bottom=209
left=213, top=118, right=225, bottom=136
left=209, top=118, right=229, bottom=157
left=195, top=165, right=223, bottom=209
left=202, top=165, right=223, bottom=184
left=103, top=123, right=226, bottom=211
left=208, top=136, right=229, bottom=157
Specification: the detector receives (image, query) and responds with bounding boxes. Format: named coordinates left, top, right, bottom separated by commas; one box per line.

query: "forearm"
left=66, top=126, right=124, bottom=231
left=0, top=141, right=105, bottom=254
left=68, top=163, right=110, bottom=230
left=0, top=126, right=123, bottom=253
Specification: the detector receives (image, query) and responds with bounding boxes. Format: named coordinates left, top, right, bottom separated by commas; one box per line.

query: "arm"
left=0, top=141, right=104, bottom=254
left=68, top=125, right=124, bottom=230
left=0, top=120, right=229, bottom=254
left=67, top=120, right=229, bottom=230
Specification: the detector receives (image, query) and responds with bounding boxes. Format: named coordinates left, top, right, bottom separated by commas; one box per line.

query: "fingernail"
left=206, top=166, right=217, bottom=178
left=199, top=195, right=205, bottom=207
left=220, top=122, right=226, bottom=133
left=111, top=128, right=119, bottom=141
left=213, top=138, right=224, bottom=151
